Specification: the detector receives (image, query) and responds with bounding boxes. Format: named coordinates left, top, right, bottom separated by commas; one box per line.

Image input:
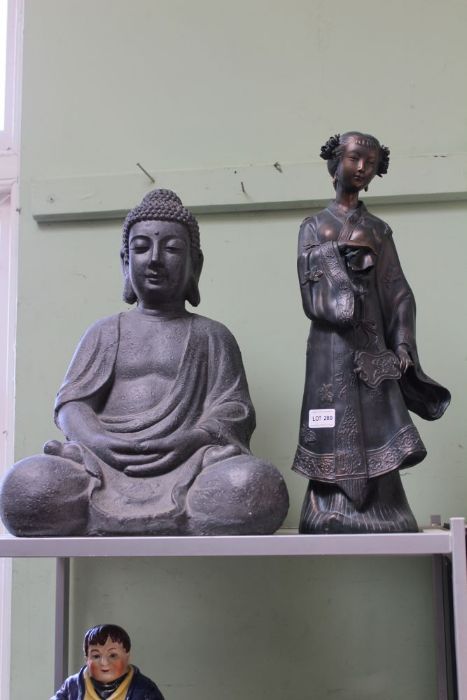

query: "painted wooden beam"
left=31, top=152, right=467, bottom=223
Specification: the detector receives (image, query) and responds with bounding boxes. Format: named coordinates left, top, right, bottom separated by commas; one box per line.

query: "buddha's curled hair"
left=121, top=188, right=201, bottom=265
left=320, top=132, right=390, bottom=178
left=121, top=188, right=203, bottom=307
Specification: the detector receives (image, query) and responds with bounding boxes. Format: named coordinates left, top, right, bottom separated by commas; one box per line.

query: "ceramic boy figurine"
left=51, top=623, right=165, bottom=699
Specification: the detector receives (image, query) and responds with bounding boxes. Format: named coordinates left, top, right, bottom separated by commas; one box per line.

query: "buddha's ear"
left=120, top=248, right=137, bottom=305
left=120, top=247, right=126, bottom=267
left=194, top=250, right=204, bottom=278
left=186, top=251, right=204, bottom=307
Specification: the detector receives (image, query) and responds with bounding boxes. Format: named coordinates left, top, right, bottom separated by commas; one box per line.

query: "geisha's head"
left=320, top=132, right=390, bottom=192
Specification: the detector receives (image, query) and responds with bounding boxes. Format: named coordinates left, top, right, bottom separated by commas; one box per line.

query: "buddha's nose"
left=150, top=241, right=162, bottom=264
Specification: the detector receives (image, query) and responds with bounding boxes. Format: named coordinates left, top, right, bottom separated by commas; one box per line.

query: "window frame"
left=0, top=1, right=23, bottom=698
left=0, top=0, right=21, bottom=151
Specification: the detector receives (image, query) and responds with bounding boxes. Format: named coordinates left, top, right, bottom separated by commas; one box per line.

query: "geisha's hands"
left=395, top=344, right=413, bottom=373
left=337, top=241, right=372, bottom=254
left=337, top=242, right=355, bottom=256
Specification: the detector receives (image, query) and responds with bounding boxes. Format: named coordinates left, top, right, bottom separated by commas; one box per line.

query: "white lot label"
left=308, top=409, right=335, bottom=428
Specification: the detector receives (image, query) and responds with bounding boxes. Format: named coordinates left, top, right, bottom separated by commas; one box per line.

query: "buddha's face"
left=86, top=637, right=130, bottom=683
left=128, top=219, right=192, bottom=308
left=336, top=137, right=379, bottom=192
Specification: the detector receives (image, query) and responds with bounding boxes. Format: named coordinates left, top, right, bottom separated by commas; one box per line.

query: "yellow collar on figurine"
left=84, top=666, right=134, bottom=700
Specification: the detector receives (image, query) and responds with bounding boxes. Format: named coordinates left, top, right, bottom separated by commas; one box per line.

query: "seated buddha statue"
left=1, top=189, right=289, bottom=536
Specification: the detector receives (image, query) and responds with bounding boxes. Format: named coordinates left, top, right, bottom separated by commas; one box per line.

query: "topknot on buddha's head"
left=121, top=189, right=201, bottom=265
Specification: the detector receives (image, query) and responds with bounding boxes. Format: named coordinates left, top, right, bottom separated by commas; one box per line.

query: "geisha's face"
left=336, top=137, right=379, bottom=193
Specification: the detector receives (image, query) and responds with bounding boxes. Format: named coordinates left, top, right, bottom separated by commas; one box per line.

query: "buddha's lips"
left=146, top=274, right=165, bottom=282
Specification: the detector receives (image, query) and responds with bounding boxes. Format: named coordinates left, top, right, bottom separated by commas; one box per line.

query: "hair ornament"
left=320, top=134, right=341, bottom=161
left=378, top=144, right=390, bottom=176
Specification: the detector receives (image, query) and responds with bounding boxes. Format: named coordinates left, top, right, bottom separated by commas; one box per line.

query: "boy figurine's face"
left=86, top=636, right=130, bottom=683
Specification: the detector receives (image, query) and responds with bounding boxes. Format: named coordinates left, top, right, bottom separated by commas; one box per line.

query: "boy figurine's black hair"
left=83, top=624, right=131, bottom=656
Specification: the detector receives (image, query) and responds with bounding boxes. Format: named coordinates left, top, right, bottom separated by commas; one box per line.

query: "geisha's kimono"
left=292, top=201, right=450, bottom=526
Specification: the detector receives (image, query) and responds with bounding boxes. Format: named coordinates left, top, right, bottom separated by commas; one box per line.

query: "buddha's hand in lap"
left=43, top=439, right=85, bottom=464
left=88, top=433, right=169, bottom=472
left=124, top=429, right=211, bottom=477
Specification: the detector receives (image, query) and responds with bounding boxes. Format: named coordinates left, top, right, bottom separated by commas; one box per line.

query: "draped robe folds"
left=292, top=202, right=450, bottom=507
left=54, top=313, right=256, bottom=535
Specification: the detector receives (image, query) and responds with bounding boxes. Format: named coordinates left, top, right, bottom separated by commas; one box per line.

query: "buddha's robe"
left=292, top=202, right=450, bottom=507
left=55, top=312, right=257, bottom=535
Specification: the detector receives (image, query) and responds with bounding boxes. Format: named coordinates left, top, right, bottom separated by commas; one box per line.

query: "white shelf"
left=0, top=526, right=453, bottom=558
left=1, top=519, right=465, bottom=699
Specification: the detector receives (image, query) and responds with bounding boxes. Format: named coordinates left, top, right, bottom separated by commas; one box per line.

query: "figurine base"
left=299, top=471, right=418, bottom=534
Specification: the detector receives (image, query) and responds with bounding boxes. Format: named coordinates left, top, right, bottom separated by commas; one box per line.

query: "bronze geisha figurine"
left=292, top=132, right=450, bottom=533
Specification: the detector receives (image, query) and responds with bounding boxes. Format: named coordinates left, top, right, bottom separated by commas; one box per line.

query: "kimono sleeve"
left=377, top=228, right=451, bottom=420
left=376, top=228, right=417, bottom=352
left=297, top=218, right=355, bottom=327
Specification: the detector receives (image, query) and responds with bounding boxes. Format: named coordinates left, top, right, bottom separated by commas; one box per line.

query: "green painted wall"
left=11, top=1, right=466, bottom=698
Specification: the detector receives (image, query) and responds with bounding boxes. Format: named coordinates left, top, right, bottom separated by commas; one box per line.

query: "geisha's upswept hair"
left=320, top=132, right=390, bottom=179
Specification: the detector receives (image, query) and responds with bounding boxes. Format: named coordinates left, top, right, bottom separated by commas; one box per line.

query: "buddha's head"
left=121, top=189, right=203, bottom=307
left=84, top=624, right=131, bottom=683
left=320, top=132, right=390, bottom=192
